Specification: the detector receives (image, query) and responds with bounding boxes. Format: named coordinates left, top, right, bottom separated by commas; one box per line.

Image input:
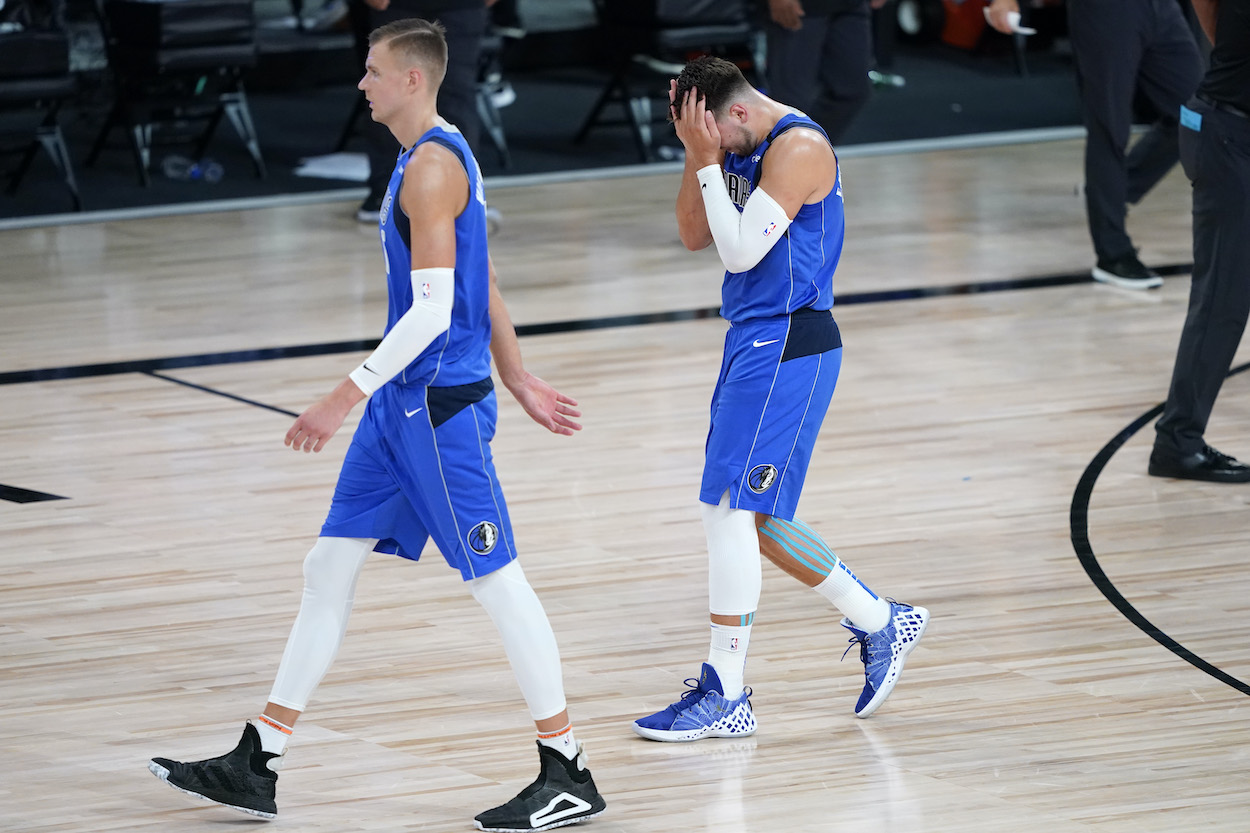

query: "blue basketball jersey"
left=322, top=124, right=516, bottom=579
left=377, top=123, right=492, bottom=387
left=718, top=113, right=844, bottom=324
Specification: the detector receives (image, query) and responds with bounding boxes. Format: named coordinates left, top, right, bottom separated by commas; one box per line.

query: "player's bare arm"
left=402, top=140, right=465, bottom=268
left=487, top=258, right=583, bottom=436
left=756, top=128, right=838, bottom=216
left=285, top=143, right=462, bottom=454
left=671, top=80, right=717, bottom=251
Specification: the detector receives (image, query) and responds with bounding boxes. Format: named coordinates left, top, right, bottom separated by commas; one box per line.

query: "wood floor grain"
left=2, top=138, right=1246, bottom=832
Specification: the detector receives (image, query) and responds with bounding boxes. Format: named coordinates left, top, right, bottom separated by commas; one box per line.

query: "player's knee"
left=302, top=536, right=369, bottom=597
left=468, top=558, right=530, bottom=606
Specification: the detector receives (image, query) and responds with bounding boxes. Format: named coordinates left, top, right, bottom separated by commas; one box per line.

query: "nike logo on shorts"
left=405, top=407, right=423, bottom=418
left=752, top=338, right=780, bottom=348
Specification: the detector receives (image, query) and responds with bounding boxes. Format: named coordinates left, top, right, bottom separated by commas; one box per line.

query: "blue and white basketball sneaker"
left=841, top=601, right=929, bottom=718
left=632, top=663, right=757, bottom=742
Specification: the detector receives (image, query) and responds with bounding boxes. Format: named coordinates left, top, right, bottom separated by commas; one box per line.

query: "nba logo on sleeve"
left=763, top=222, right=777, bottom=237
left=421, top=282, right=432, bottom=299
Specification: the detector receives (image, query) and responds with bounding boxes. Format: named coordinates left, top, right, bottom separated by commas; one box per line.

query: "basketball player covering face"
left=632, top=56, right=930, bottom=742
left=146, top=19, right=605, bottom=833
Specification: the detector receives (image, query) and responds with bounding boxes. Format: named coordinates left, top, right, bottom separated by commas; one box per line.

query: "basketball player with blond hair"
left=146, top=19, right=605, bottom=832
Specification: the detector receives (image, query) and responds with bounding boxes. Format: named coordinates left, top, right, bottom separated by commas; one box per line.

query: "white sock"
left=252, top=715, right=293, bottom=755
left=537, top=723, right=578, bottom=761
left=708, top=622, right=752, bottom=698
left=815, top=563, right=890, bottom=633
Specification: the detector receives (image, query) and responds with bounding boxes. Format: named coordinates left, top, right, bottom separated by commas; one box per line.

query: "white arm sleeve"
left=348, top=266, right=455, bottom=396
left=696, top=164, right=793, bottom=274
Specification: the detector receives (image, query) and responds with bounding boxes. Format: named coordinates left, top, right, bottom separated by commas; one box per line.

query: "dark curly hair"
left=671, top=56, right=752, bottom=123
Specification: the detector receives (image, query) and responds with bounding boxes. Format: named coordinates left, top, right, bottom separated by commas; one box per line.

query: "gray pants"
left=1155, top=99, right=1250, bottom=457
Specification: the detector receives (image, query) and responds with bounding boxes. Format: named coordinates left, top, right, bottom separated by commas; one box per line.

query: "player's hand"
left=769, top=0, right=804, bottom=30
left=364, top=0, right=390, bottom=10
left=985, top=0, right=1020, bottom=34
left=673, top=85, right=723, bottom=168
left=510, top=372, right=582, bottom=436
left=285, top=384, right=360, bottom=453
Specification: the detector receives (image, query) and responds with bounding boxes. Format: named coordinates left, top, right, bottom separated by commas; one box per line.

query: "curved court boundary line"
left=1070, top=362, right=1250, bottom=696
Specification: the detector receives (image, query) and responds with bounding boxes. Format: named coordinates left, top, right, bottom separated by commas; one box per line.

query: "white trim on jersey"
left=696, top=164, right=793, bottom=274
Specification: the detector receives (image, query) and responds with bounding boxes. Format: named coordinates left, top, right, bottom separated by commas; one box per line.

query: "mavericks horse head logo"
left=468, top=521, right=499, bottom=555
left=748, top=464, right=778, bottom=494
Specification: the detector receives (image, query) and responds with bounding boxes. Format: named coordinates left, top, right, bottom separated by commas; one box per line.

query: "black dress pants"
left=1155, top=99, right=1250, bottom=457
left=1067, top=0, right=1201, bottom=261
left=765, top=0, right=872, bottom=145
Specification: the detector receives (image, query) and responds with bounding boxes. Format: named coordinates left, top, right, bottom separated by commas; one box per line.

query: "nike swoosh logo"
left=405, top=407, right=423, bottom=418
left=752, top=339, right=780, bottom=348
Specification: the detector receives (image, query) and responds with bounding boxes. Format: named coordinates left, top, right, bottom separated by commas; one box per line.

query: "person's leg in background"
left=1151, top=102, right=1250, bottom=482
left=1123, top=0, right=1201, bottom=209
left=1067, top=0, right=1160, bottom=287
left=765, top=5, right=831, bottom=116
left=810, top=0, right=873, bottom=144
left=431, top=4, right=487, bottom=153
left=869, top=0, right=905, bottom=88
left=356, top=2, right=487, bottom=223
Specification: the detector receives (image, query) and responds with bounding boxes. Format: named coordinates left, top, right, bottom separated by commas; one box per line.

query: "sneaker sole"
left=147, top=760, right=277, bottom=820
left=1147, top=462, right=1250, bottom=482
left=855, top=606, right=930, bottom=719
left=631, top=721, right=758, bottom=742
left=475, top=805, right=605, bottom=833
left=1091, top=267, right=1163, bottom=290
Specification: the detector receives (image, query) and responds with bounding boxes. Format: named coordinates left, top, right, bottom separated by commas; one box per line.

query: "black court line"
left=1070, top=362, right=1250, bottom=697
left=0, top=339, right=380, bottom=386
left=0, top=484, right=69, bottom=503
left=146, top=372, right=300, bottom=418
left=0, top=263, right=1192, bottom=387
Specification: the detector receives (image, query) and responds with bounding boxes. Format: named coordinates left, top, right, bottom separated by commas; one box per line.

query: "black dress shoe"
left=1148, top=445, right=1250, bottom=483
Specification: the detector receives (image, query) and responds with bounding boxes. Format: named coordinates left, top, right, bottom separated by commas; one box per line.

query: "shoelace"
left=671, top=678, right=753, bottom=710
left=1204, top=445, right=1239, bottom=465
left=669, top=677, right=707, bottom=709
left=842, top=633, right=869, bottom=665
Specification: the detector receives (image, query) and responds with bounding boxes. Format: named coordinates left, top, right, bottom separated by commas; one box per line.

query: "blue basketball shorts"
left=700, top=308, right=842, bottom=521
left=320, top=377, right=517, bottom=581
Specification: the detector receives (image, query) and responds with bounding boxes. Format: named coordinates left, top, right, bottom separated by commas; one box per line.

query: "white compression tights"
left=267, top=540, right=566, bottom=722
left=268, top=536, right=374, bottom=712
left=468, top=560, right=568, bottom=722
left=703, top=492, right=762, bottom=616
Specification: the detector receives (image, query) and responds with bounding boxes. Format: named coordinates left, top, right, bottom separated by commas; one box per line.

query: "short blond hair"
left=369, top=18, right=448, bottom=88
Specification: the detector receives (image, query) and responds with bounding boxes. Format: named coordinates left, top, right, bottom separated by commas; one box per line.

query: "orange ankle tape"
left=257, top=714, right=293, bottom=735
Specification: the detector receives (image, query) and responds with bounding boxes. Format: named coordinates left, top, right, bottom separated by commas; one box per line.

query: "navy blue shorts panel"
left=700, top=314, right=841, bottom=520
left=320, top=381, right=517, bottom=580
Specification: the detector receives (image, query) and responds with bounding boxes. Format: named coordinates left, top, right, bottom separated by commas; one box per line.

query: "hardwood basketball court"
left=2, top=136, right=1247, bottom=832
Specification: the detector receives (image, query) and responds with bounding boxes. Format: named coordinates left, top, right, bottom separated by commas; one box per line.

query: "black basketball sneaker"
left=474, top=742, right=606, bottom=832
left=148, top=723, right=280, bottom=818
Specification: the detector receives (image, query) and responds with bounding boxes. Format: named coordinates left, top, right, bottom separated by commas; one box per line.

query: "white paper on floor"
left=294, top=153, right=369, bottom=182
